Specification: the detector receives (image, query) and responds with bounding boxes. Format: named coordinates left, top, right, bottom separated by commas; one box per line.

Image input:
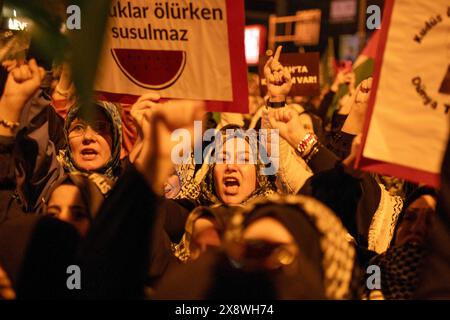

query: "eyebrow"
left=220, top=150, right=251, bottom=159
left=70, top=119, right=109, bottom=126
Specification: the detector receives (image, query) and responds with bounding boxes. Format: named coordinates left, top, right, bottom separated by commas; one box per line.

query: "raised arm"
left=0, top=60, right=65, bottom=213
left=0, top=59, right=45, bottom=137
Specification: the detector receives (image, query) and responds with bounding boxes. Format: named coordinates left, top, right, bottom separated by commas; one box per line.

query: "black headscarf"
left=0, top=215, right=80, bottom=299
left=41, top=171, right=111, bottom=220
left=363, top=187, right=438, bottom=300
left=390, top=186, right=438, bottom=247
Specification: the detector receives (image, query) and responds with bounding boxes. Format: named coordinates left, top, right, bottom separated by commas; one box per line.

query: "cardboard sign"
left=259, top=52, right=320, bottom=97
left=294, top=10, right=321, bottom=46
left=95, top=0, right=248, bottom=113
left=357, top=0, right=450, bottom=187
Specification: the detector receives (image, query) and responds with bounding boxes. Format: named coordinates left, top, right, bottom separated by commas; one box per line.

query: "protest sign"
left=357, top=0, right=450, bottom=187
left=95, top=0, right=248, bottom=113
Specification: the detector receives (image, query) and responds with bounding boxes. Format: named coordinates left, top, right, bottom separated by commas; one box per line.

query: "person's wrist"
left=0, top=97, right=23, bottom=122
left=267, top=101, right=286, bottom=108
left=267, top=95, right=286, bottom=108
left=286, top=131, right=307, bottom=150
left=268, top=95, right=286, bottom=103
left=302, top=142, right=317, bottom=159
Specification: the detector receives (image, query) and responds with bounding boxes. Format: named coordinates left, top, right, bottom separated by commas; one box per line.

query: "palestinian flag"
left=326, top=30, right=380, bottom=121
left=353, top=29, right=380, bottom=85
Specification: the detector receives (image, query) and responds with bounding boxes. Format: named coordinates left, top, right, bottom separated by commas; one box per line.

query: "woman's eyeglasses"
left=68, top=120, right=111, bottom=138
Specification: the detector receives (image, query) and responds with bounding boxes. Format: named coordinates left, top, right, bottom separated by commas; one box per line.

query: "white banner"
left=95, top=0, right=233, bottom=102
left=360, top=0, right=450, bottom=186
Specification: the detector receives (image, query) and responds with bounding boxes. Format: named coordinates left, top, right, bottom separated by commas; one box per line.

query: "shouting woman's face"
left=68, top=110, right=112, bottom=171
left=213, top=137, right=257, bottom=205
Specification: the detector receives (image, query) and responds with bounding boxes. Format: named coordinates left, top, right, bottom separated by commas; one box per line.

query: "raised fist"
left=1, top=59, right=45, bottom=111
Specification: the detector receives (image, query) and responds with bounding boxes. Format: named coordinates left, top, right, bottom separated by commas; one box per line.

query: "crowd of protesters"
left=0, top=44, right=449, bottom=300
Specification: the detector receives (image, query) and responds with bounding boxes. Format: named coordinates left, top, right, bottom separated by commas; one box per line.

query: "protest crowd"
left=0, top=1, right=449, bottom=301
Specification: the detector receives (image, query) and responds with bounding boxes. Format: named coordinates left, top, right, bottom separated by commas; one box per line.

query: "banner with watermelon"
left=95, top=0, right=248, bottom=113
left=357, top=0, right=450, bottom=187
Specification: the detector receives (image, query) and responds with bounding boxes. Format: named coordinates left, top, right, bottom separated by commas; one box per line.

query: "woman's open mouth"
left=223, top=177, right=240, bottom=194
left=80, top=148, right=99, bottom=160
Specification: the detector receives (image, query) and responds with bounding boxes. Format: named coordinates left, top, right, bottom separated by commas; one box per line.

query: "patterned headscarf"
left=364, top=242, right=426, bottom=300
left=58, top=101, right=123, bottom=180
left=196, top=126, right=276, bottom=206
left=174, top=125, right=276, bottom=205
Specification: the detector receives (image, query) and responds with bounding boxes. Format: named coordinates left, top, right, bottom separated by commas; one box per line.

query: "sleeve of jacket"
left=12, top=93, right=65, bottom=213
left=275, top=137, right=313, bottom=194
left=0, top=136, right=16, bottom=189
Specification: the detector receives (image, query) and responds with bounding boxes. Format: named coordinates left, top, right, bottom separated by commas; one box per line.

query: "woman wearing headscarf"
left=58, top=100, right=123, bottom=181
left=0, top=59, right=123, bottom=218
left=363, top=187, right=438, bottom=299
left=414, top=134, right=450, bottom=299
left=0, top=171, right=109, bottom=299
left=170, top=125, right=277, bottom=262
left=43, top=171, right=111, bottom=237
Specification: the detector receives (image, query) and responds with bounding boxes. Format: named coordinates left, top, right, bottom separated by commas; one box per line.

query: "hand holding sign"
left=264, top=46, right=292, bottom=102
left=130, top=92, right=162, bottom=137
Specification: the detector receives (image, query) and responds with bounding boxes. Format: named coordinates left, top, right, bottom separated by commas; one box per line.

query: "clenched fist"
left=1, top=59, right=45, bottom=112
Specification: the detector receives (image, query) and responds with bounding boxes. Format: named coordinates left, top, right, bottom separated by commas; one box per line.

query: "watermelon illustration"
left=111, top=48, right=187, bottom=90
